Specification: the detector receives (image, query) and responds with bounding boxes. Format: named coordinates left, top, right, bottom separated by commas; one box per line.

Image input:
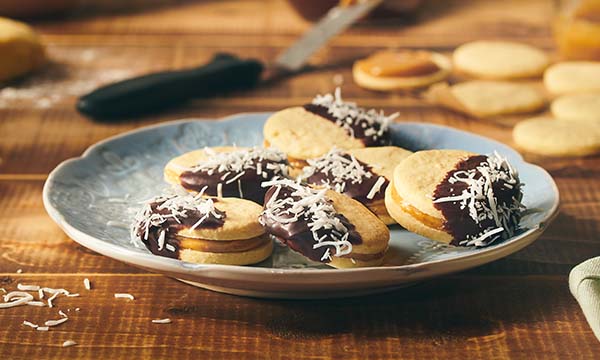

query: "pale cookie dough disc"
left=177, top=197, right=265, bottom=241
left=453, top=41, right=549, bottom=79
left=0, top=17, right=46, bottom=82
left=352, top=52, right=452, bottom=91
left=544, top=62, right=600, bottom=95
left=513, top=117, right=600, bottom=156
left=551, top=93, right=600, bottom=123
left=426, top=81, right=546, bottom=118
left=264, top=107, right=365, bottom=160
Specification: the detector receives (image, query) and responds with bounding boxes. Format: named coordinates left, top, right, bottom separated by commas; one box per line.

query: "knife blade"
left=77, top=0, right=382, bottom=120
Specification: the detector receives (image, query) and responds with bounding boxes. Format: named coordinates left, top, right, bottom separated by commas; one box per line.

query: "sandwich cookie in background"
left=385, top=150, right=525, bottom=247
left=164, top=146, right=288, bottom=204
left=263, top=88, right=398, bottom=166
left=453, top=40, right=549, bottom=79
left=132, top=190, right=272, bottom=265
left=425, top=80, right=546, bottom=118
left=259, top=179, right=390, bottom=268
left=352, top=50, right=452, bottom=91
left=299, top=147, right=412, bottom=225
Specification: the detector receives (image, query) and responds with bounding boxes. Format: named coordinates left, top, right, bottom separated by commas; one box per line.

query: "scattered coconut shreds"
left=151, top=318, right=172, bottom=324
left=75, top=308, right=80, bottom=312
left=114, top=293, right=135, bottom=300
left=23, top=321, right=39, bottom=329
left=27, top=301, right=46, bottom=307
left=0, top=292, right=33, bottom=308
left=62, top=340, right=77, bottom=348
left=17, top=283, right=40, bottom=291
left=16, top=269, right=22, bottom=274
left=36, top=327, right=49, bottom=331
left=59, top=310, right=67, bottom=318
left=0, top=288, right=6, bottom=293
left=45, top=317, right=69, bottom=327
left=83, top=278, right=91, bottom=291
left=66, top=293, right=80, bottom=298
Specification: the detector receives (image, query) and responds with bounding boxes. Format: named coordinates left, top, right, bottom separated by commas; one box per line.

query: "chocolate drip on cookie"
left=433, top=153, right=524, bottom=247
left=303, top=88, right=396, bottom=146
left=179, top=147, right=288, bottom=203
left=259, top=180, right=361, bottom=263
left=132, top=192, right=226, bottom=259
left=301, top=148, right=388, bottom=203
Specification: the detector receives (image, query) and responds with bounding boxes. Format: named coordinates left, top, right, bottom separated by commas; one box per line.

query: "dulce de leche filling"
left=389, top=184, right=445, bottom=231
left=356, top=50, right=441, bottom=77
left=179, top=235, right=269, bottom=253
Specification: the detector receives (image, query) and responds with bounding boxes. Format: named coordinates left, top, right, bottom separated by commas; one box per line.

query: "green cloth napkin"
left=570, top=256, right=600, bottom=342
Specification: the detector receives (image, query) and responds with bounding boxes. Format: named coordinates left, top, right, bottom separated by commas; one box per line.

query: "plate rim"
left=42, top=113, right=560, bottom=277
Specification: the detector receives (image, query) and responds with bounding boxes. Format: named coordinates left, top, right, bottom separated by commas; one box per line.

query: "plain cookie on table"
left=544, top=62, right=600, bottom=95
left=551, top=93, right=600, bottom=123
left=425, top=80, right=546, bottom=118
left=453, top=40, right=549, bottom=79
left=513, top=117, right=600, bottom=157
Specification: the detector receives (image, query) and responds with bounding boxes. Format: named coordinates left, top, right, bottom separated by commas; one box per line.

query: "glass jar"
left=554, top=0, right=600, bottom=60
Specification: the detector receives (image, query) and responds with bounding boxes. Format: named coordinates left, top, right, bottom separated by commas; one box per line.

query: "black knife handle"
left=77, top=53, right=264, bottom=120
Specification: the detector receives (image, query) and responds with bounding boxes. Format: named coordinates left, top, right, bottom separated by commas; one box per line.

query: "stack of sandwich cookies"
left=385, top=150, right=524, bottom=247
left=132, top=191, right=273, bottom=265
left=259, top=179, right=390, bottom=268
left=164, top=146, right=288, bottom=203
left=299, top=147, right=412, bottom=225
left=263, top=88, right=397, bottom=165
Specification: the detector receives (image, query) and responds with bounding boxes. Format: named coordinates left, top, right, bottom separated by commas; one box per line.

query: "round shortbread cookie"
left=544, top=62, right=600, bottom=95
left=352, top=52, right=452, bottom=91
left=347, top=146, right=413, bottom=180
left=264, top=107, right=365, bottom=160
left=426, top=81, right=546, bottom=118
left=453, top=41, right=549, bottom=79
left=513, top=117, right=600, bottom=156
left=0, top=17, right=46, bottom=82
left=551, top=93, right=600, bottom=123
left=177, top=197, right=265, bottom=241
left=179, top=237, right=273, bottom=265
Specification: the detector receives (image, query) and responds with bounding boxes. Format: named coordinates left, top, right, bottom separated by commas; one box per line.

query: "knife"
left=77, top=0, right=383, bottom=119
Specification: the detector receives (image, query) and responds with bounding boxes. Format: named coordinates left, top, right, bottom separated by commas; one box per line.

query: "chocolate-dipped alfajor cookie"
left=299, top=147, right=412, bottom=225
left=132, top=190, right=273, bottom=265
left=385, top=150, right=524, bottom=247
left=263, top=88, right=398, bottom=167
left=259, top=179, right=390, bottom=268
left=164, top=146, right=288, bottom=204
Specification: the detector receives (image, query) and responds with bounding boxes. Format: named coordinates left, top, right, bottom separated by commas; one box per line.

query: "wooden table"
left=1, top=0, right=598, bottom=358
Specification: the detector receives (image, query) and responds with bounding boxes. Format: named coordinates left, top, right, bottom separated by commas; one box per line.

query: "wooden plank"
left=0, top=275, right=595, bottom=359
left=31, top=0, right=554, bottom=49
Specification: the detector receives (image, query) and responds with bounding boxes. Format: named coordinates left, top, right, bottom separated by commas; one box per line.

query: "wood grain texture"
left=1, top=0, right=599, bottom=358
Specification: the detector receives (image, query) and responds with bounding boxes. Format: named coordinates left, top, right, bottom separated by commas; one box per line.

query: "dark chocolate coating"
left=433, top=155, right=522, bottom=246
left=179, top=158, right=287, bottom=204
left=137, top=200, right=226, bottom=258
left=304, top=153, right=388, bottom=203
left=259, top=185, right=362, bottom=263
left=303, top=104, right=391, bottom=146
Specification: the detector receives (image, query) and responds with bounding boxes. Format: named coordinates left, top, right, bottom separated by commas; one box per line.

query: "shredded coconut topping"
left=188, top=147, right=288, bottom=182
left=310, top=88, right=397, bottom=143
left=114, top=293, right=135, bottom=300
left=259, top=179, right=354, bottom=261
left=433, top=152, right=525, bottom=246
left=131, top=188, right=223, bottom=246
left=300, top=148, right=373, bottom=192
left=152, top=318, right=172, bottom=324
left=62, top=340, right=77, bottom=347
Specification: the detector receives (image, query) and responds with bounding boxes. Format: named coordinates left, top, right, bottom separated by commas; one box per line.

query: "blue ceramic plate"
left=43, top=113, right=559, bottom=298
